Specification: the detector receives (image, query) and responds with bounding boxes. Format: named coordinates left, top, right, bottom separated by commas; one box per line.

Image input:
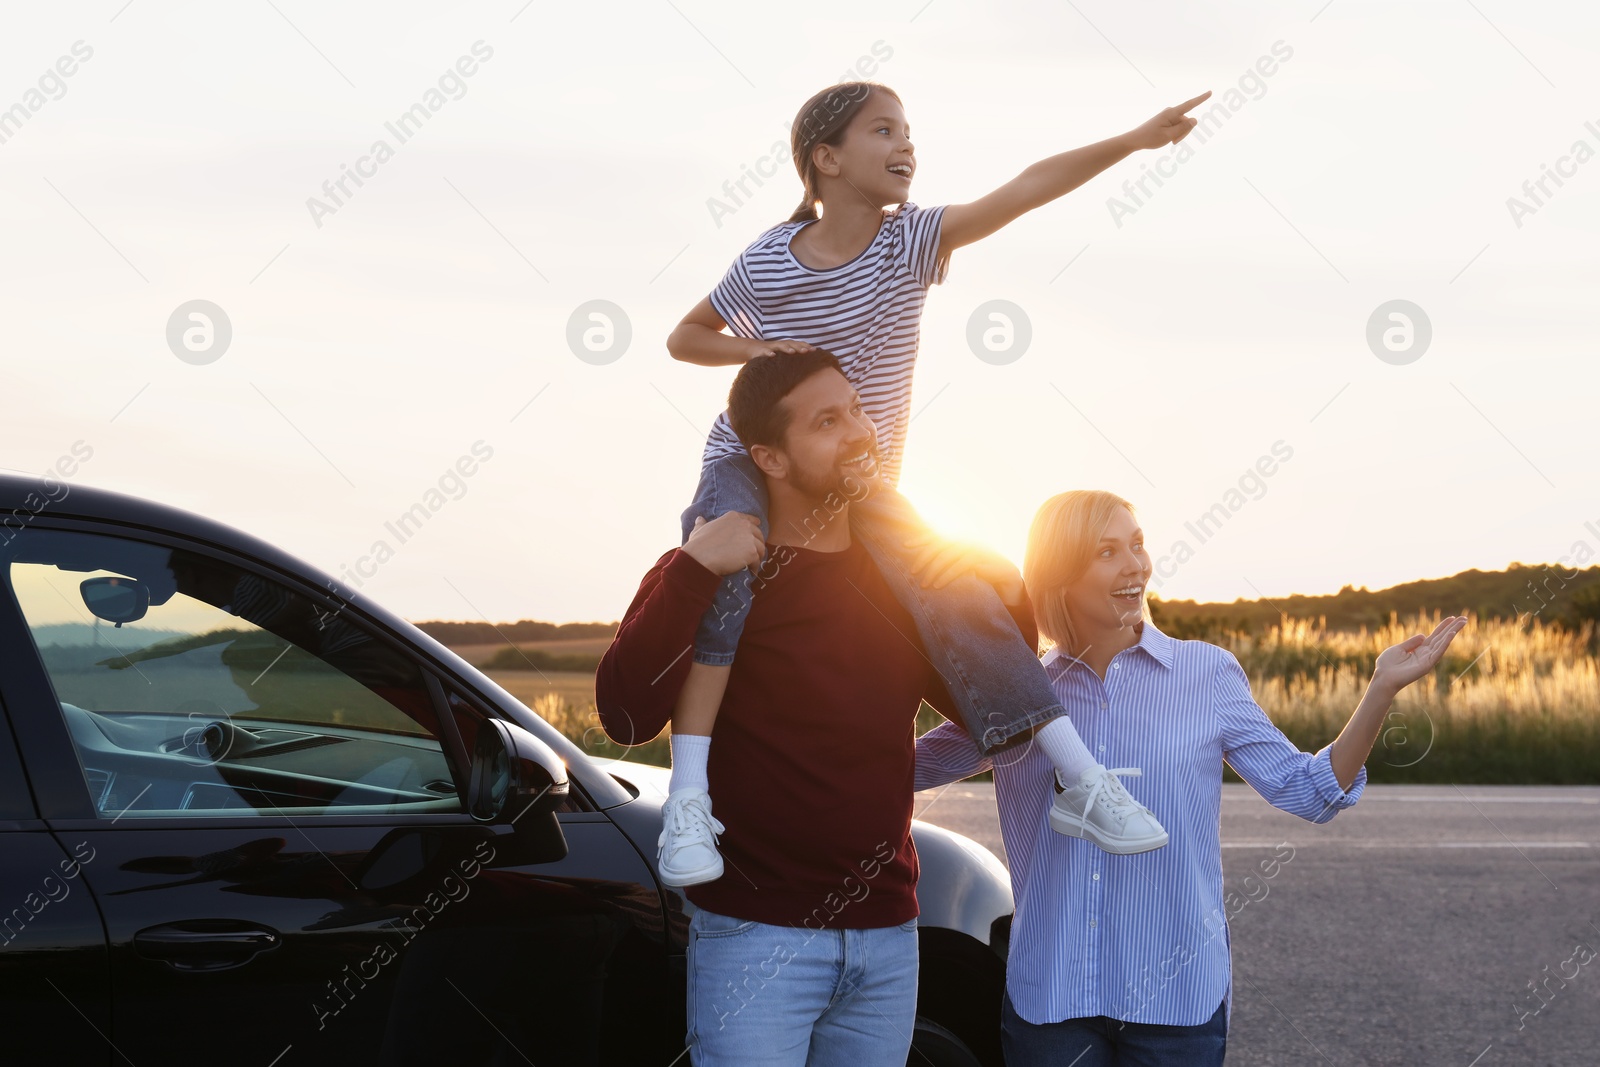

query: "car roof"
left=1, top=471, right=428, bottom=653
left=2, top=471, right=638, bottom=808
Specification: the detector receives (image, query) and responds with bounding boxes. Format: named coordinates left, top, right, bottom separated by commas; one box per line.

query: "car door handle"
left=134, top=920, right=282, bottom=972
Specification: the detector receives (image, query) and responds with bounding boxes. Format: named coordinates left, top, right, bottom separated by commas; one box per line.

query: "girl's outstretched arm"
left=1326, top=614, right=1469, bottom=789
left=667, top=295, right=816, bottom=366
left=937, top=91, right=1212, bottom=258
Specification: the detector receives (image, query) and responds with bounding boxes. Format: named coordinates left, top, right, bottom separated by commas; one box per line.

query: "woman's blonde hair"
left=1023, top=489, right=1153, bottom=655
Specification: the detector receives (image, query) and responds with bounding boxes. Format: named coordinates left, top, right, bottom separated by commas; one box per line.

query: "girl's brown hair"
left=787, top=81, right=902, bottom=223
left=1023, top=490, right=1153, bottom=656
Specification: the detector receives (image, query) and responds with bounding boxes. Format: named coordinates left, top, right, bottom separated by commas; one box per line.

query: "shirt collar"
left=1041, top=619, right=1177, bottom=676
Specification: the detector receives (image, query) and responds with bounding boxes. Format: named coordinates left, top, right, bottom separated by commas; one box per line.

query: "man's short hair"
left=727, top=349, right=846, bottom=450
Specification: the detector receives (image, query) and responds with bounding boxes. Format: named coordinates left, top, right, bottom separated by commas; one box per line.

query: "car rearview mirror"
left=468, top=718, right=569, bottom=863
left=80, top=576, right=149, bottom=626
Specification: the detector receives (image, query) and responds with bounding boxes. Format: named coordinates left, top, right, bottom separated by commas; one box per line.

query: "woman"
left=913, top=490, right=1466, bottom=1065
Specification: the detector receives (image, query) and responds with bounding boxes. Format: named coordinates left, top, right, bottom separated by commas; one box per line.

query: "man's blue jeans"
left=680, top=453, right=1067, bottom=755
left=1001, top=992, right=1228, bottom=1066
left=685, top=907, right=919, bottom=1066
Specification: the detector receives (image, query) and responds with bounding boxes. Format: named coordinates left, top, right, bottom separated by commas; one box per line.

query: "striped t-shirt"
left=702, top=201, right=949, bottom=488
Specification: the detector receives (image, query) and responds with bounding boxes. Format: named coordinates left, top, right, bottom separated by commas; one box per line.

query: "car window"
left=4, top=528, right=463, bottom=818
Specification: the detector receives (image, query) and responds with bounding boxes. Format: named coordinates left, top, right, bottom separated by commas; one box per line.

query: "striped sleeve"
left=897, top=203, right=950, bottom=288
left=1212, top=650, right=1363, bottom=823
left=707, top=254, right=763, bottom=339
left=913, top=719, right=991, bottom=791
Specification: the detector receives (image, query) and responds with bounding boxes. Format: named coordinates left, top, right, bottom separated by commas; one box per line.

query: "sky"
left=2, top=0, right=1596, bottom=625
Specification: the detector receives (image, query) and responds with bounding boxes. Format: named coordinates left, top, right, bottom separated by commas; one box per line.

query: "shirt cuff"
left=1309, top=745, right=1366, bottom=811
left=663, top=547, right=722, bottom=604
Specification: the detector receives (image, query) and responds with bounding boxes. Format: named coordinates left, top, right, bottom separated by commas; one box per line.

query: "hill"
left=29, top=622, right=192, bottom=649
left=413, top=619, right=617, bottom=646
left=411, top=562, right=1600, bottom=649
left=1148, top=563, right=1600, bottom=637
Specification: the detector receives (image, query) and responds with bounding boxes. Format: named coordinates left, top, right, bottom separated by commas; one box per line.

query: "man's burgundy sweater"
left=595, top=535, right=1036, bottom=928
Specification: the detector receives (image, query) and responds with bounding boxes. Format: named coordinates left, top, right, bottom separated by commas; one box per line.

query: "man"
left=595, top=350, right=1036, bottom=1065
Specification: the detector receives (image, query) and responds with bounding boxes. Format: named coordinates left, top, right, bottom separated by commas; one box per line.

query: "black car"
left=0, top=472, right=1012, bottom=1066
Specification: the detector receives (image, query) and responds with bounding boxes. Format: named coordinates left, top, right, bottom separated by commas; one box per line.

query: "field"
left=484, top=668, right=672, bottom=767
left=1215, top=612, right=1599, bottom=783
left=472, top=613, right=1600, bottom=783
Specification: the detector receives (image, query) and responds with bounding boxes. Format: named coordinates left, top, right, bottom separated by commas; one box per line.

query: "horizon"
left=19, top=551, right=1588, bottom=633
left=11, top=453, right=1596, bottom=626
left=401, top=555, right=1598, bottom=626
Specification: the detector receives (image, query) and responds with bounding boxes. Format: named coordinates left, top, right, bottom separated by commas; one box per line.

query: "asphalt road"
left=912, top=783, right=1600, bottom=1067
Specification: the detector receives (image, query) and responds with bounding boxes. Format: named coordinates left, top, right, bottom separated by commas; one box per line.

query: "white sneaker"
left=1050, top=766, right=1169, bottom=854
left=658, top=787, right=726, bottom=886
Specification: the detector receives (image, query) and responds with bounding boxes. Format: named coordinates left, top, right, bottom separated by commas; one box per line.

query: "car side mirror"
left=468, top=718, right=569, bottom=863
left=81, top=576, right=149, bottom=626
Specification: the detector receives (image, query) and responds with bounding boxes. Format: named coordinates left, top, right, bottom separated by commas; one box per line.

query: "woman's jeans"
left=1001, top=992, right=1228, bottom=1066
left=680, top=453, right=1066, bottom=755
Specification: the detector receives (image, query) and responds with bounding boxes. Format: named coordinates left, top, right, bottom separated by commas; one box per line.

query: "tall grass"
left=1216, top=613, right=1599, bottom=784
left=494, top=614, right=1600, bottom=783
left=523, top=690, right=674, bottom=769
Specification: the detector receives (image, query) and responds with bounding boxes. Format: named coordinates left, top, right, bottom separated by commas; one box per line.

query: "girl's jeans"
left=679, top=453, right=1066, bottom=755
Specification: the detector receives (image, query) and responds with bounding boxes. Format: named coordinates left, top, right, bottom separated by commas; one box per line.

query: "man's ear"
left=749, top=442, right=786, bottom=482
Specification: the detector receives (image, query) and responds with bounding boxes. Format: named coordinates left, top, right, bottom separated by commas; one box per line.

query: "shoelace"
left=1081, top=767, right=1151, bottom=826
left=661, top=793, right=725, bottom=847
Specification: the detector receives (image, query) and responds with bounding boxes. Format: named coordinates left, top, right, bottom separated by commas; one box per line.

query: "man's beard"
left=789, top=447, right=883, bottom=504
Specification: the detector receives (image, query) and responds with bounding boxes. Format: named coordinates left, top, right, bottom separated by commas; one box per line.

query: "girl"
left=654, top=80, right=1215, bottom=886
left=915, top=490, right=1468, bottom=1065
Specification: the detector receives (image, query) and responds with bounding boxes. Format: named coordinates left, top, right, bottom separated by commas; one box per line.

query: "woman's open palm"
left=1373, top=615, right=1469, bottom=691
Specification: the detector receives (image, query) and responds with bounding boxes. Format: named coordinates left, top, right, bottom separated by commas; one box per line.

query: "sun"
left=894, top=469, right=1026, bottom=571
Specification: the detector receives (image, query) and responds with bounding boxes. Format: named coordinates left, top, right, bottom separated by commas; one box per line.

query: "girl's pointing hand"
left=1128, top=91, right=1213, bottom=150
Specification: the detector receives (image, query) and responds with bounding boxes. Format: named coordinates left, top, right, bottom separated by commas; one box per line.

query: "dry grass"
left=484, top=669, right=597, bottom=715
left=485, top=668, right=671, bottom=766
left=481, top=614, right=1600, bottom=783
left=1219, top=614, right=1599, bottom=783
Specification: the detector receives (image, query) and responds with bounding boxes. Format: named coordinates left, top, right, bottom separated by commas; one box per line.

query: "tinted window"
left=5, top=528, right=462, bottom=817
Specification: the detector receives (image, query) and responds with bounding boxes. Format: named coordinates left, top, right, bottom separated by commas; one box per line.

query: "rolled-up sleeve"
left=913, top=720, right=991, bottom=791
left=1307, top=743, right=1366, bottom=810
left=1214, top=652, right=1364, bottom=823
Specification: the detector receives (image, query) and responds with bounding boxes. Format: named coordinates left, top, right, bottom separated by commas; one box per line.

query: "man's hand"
left=746, top=338, right=816, bottom=359
left=1372, top=615, right=1469, bottom=696
left=681, top=513, right=765, bottom=577
left=1125, top=91, right=1212, bottom=150
left=903, top=531, right=1025, bottom=605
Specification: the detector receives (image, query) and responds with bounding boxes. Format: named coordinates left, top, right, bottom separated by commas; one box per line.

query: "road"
left=912, top=783, right=1600, bottom=1067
